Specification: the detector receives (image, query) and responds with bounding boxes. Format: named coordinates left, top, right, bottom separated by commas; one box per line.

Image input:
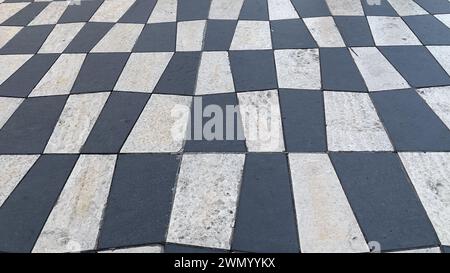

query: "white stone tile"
left=176, top=20, right=206, bottom=52
left=230, top=21, right=272, bottom=50
left=399, top=152, right=450, bottom=246
left=167, top=153, right=245, bottom=250
left=427, top=46, right=450, bottom=76
left=0, top=26, right=22, bottom=49
left=0, top=54, right=32, bottom=86
left=90, top=0, right=135, bottom=22
left=324, top=92, right=393, bottom=151
left=91, top=23, right=144, bottom=53
left=289, top=153, right=369, bottom=253
left=367, top=16, right=421, bottom=46
left=387, top=0, right=428, bottom=16
left=303, top=17, right=345, bottom=47
left=0, top=3, right=29, bottom=24
left=30, top=54, right=86, bottom=97
left=99, top=245, right=163, bottom=253
left=38, top=23, right=85, bottom=54
left=274, top=49, right=321, bottom=90
left=29, top=1, right=67, bottom=25
left=33, top=155, right=116, bottom=253
left=435, top=14, right=450, bottom=28
left=267, top=0, right=299, bottom=20
left=121, top=94, right=192, bottom=153
left=196, top=51, right=234, bottom=95
left=237, top=90, right=285, bottom=152
left=392, top=247, right=441, bottom=253
left=417, top=86, right=450, bottom=130
left=114, top=52, right=173, bottom=93
left=325, top=0, right=364, bottom=16
left=147, top=0, right=177, bottom=23
left=350, top=47, right=409, bottom=91
left=44, top=92, right=109, bottom=154
left=209, top=0, right=244, bottom=20
left=0, top=97, right=23, bottom=129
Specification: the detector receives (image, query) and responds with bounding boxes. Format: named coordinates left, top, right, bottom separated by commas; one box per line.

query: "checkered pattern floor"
left=0, top=0, right=450, bottom=253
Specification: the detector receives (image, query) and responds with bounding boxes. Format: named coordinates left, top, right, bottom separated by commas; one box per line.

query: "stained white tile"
left=30, top=54, right=86, bottom=97
left=44, top=92, right=109, bottom=154
left=289, top=153, right=369, bottom=253
left=399, top=153, right=450, bottom=245
left=0, top=97, right=23, bottom=129
left=147, top=0, right=177, bottom=23
left=99, top=245, right=163, bottom=253
left=33, top=155, right=116, bottom=253
left=0, top=3, right=29, bottom=24
left=176, top=20, right=206, bottom=52
left=393, top=247, right=441, bottom=253
left=387, top=0, right=428, bottom=16
left=38, top=23, right=85, bottom=53
left=324, top=92, right=393, bottom=151
left=435, top=14, right=450, bottom=28
left=417, top=86, right=450, bottom=130
left=238, top=90, right=285, bottom=152
left=92, top=23, right=144, bottom=53
left=274, top=49, right=321, bottom=90
left=427, top=46, right=450, bottom=76
left=303, top=17, right=345, bottom=47
left=325, top=0, right=364, bottom=16
left=230, top=21, right=272, bottom=50
left=121, top=94, right=192, bottom=153
left=167, top=153, right=245, bottom=250
left=0, top=54, right=32, bottom=86
left=350, top=47, right=409, bottom=91
left=29, top=1, right=67, bottom=25
left=0, top=26, right=22, bottom=49
left=196, top=51, right=234, bottom=95
left=267, top=0, right=299, bottom=20
left=90, top=0, right=135, bottom=22
left=209, top=0, right=244, bottom=20
left=115, top=52, right=173, bottom=93
left=367, top=16, right=421, bottom=46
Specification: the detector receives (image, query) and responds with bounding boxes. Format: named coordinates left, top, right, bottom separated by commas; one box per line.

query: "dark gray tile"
left=361, top=0, right=398, bottom=16
left=119, top=0, right=157, bottom=23
left=330, top=152, right=439, bottom=252
left=239, top=0, right=269, bottom=20
left=1, top=2, right=48, bottom=26
left=380, top=46, right=450, bottom=88
left=165, top=244, right=227, bottom=253
left=270, top=19, right=317, bottom=49
left=58, top=0, right=103, bottom=23
left=0, top=154, right=78, bottom=253
left=177, top=0, right=211, bottom=21
left=0, top=25, right=54, bottom=54
left=290, top=0, right=330, bottom=18
left=403, top=15, right=450, bottom=45
left=279, top=89, right=326, bottom=152
left=232, top=153, right=299, bottom=253
left=443, top=246, right=450, bottom=253
left=203, top=20, right=237, bottom=51
left=132, top=22, right=176, bottom=52
left=81, top=92, right=150, bottom=154
left=334, top=16, right=374, bottom=47
left=370, top=89, right=450, bottom=151
left=0, top=53, right=59, bottom=97
left=320, top=48, right=367, bottom=92
left=154, top=52, right=201, bottom=95
left=64, top=22, right=114, bottom=53
left=229, top=50, right=277, bottom=92
left=97, top=154, right=180, bottom=249
left=415, top=0, right=450, bottom=14
left=71, top=53, right=129, bottom=94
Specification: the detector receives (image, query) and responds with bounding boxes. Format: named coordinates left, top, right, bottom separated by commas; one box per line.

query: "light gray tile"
left=176, top=20, right=206, bottom=52
left=90, top=0, right=136, bottom=22
left=392, top=247, right=441, bottom=253
left=0, top=97, right=23, bottom=129
left=367, top=16, right=421, bottom=46
left=209, top=0, right=244, bottom=20
left=427, top=46, right=450, bottom=76
left=0, top=3, right=29, bottom=24
left=29, top=1, right=67, bottom=25
left=387, top=0, right=428, bottom=16
left=417, top=86, right=450, bottom=130
left=0, top=26, right=22, bottom=49
left=0, top=54, right=32, bottom=86
left=39, top=23, right=85, bottom=54
left=326, top=0, right=364, bottom=16
left=92, top=23, right=144, bottom=53
left=196, top=51, right=234, bottom=95
left=147, top=0, right=177, bottom=23
left=435, top=14, right=450, bottom=28
left=230, top=21, right=272, bottom=50
left=267, top=0, right=299, bottom=20
left=303, top=17, right=345, bottom=47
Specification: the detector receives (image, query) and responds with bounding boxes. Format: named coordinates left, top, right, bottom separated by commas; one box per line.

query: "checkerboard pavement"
left=0, top=0, right=450, bottom=253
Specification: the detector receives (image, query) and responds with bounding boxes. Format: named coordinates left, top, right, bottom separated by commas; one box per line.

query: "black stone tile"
left=290, top=0, right=331, bottom=18
left=1, top=2, right=48, bottom=26
left=279, top=89, right=326, bottom=152
left=203, top=20, right=237, bottom=51
left=0, top=53, right=59, bottom=97
left=403, top=15, right=450, bottom=45
left=64, top=22, right=114, bottom=53
left=239, top=0, right=269, bottom=20
left=0, top=155, right=78, bottom=253
left=229, top=50, right=277, bottom=92
left=133, top=22, right=176, bottom=52
left=442, top=246, right=450, bottom=253
left=415, top=0, right=450, bottom=14
left=184, top=94, right=246, bottom=152
left=334, top=16, right=374, bottom=47
left=71, top=53, right=129, bottom=94
left=165, top=244, right=228, bottom=253
left=270, top=19, right=317, bottom=49
left=361, top=0, right=398, bottom=16
left=154, top=52, right=201, bottom=95
left=97, top=154, right=180, bottom=249
left=370, top=89, right=450, bottom=152
left=320, top=48, right=367, bottom=92
left=330, top=152, right=439, bottom=252
left=380, top=46, right=450, bottom=88
left=0, top=96, right=67, bottom=154
left=58, top=0, right=103, bottom=23
left=177, top=0, right=211, bottom=21
left=0, top=25, right=54, bottom=54
left=118, top=0, right=157, bottom=23
left=232, top=153, right=299, bottom=253
left=81, top=92, right=150, bottom=154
